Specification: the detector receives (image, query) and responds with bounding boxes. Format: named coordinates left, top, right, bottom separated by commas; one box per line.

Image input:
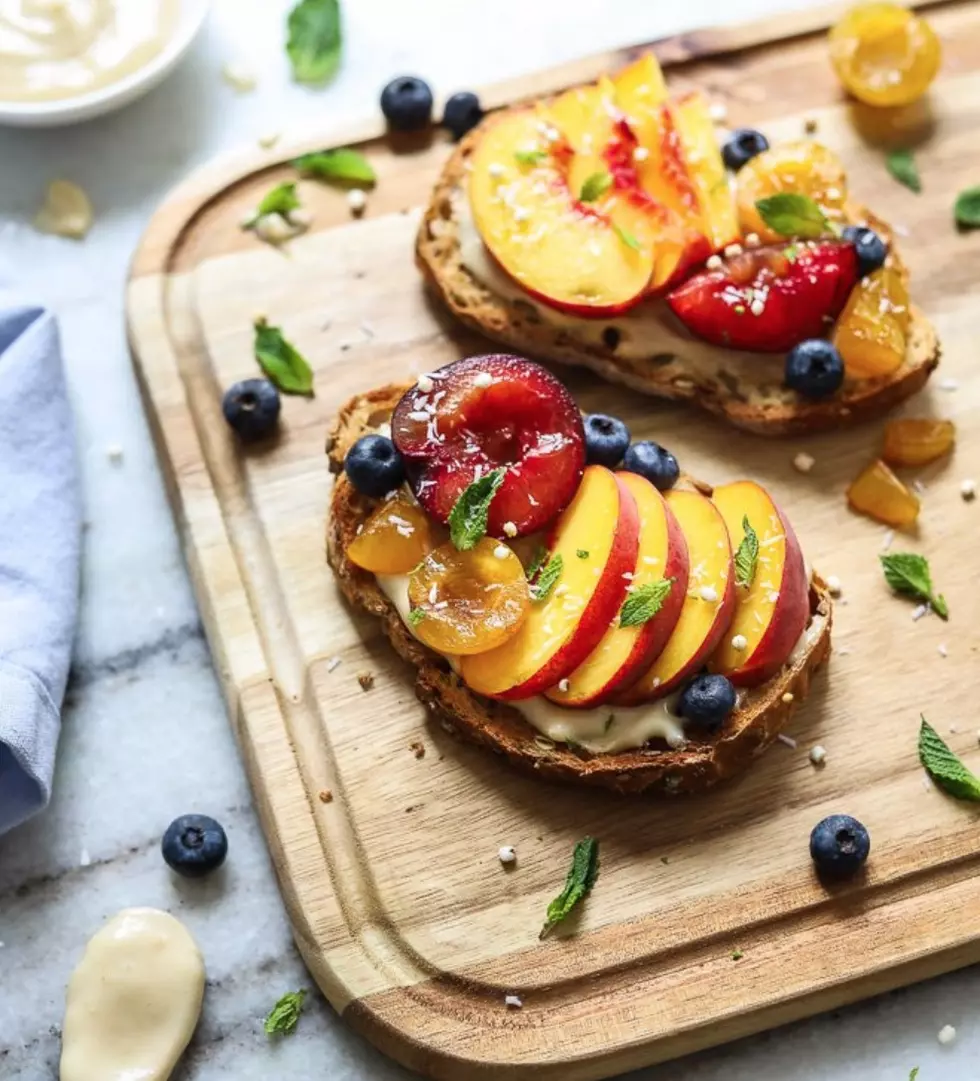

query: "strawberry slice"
left=666, top=240, right=859, bottom=353
left=391, top=355, right=585, bottom=538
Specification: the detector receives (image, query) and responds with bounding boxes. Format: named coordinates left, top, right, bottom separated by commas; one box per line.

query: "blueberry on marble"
left=442, top=91, right=484, bottom=140
left=785, top=340, right=845, bottom=398
left=162, top=814, right=228, bottom=878
left=380, top=76, right=433, bottom=132
left=809, top=814, right=870, bottom=879
left=721, top=128, right=770, bottom=171
left=583, top=413, right=631, bottom=468
left=842, top=225, right=888, bottom=277
left=222, top=379, right=280, bottom=441
left=678, top=674, right=736, bottom=732
left=622, top=440, right=680, bottom=491
left=344, top=434, right=406, bottom=498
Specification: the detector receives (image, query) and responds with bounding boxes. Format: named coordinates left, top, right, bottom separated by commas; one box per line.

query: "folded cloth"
left=0, top=286, right=81, bottom=835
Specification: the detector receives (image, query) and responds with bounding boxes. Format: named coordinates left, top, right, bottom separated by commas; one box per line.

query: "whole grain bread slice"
left=415, top=110, right=939, bottom=437
left=326, top=384, right=833, bottom=795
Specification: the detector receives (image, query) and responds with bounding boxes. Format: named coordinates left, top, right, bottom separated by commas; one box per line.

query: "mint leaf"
left=524, top=545, right=548, bottom=581
left=576, top=549, right=589, bottom=559
left=407, top=607, right=425, bottom=627
left=257, top=182, right=301, bottom=218
left=448, top=468, right=505, bottom=550
left=514, top=149, right=548, bottom=166
left=919, top=717, right=980, bottom=801
left=254, top=318, right=314, bottom=396
left=909, top=1069, right=920, bottom=1081
left=287, top=0, right=342, bottom=85
left=880, top=552, right=948, bottom=620
left=540, top=837, right=599, bottom=939
left=734, top=516, right=759, bottom=589
left=612, top=223, right=642, bottom=251
left=731, top=948, right=744, bottom=961
left=579, top=171, right=613, bottom=203
left=620, top=578, right=673, bottom=627
left=531, top=553, right=563, bottom=602
left=886, top=148, right=921, bottom=194
left=293, top=147, right=375, bottom=185
left=954, top=185, right=980, bottom=229
left=264, top=989, right=307, bottom=1036
left=783, top=243, right=800, bottom=262
left=754, top=192, right=832, bottom=238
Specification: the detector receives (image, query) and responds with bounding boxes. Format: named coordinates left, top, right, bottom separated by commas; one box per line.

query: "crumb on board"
left=318, top=789, right=333, bottom=804
left=409, top=740, right=426, bottom=759
left=357, top=672, right=374, bottom=691
left=504, top=994, right=523, bottom=1008
left=326, top=655, right=342, bottom=673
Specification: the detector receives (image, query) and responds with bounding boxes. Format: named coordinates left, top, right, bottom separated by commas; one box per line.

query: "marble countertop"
left=0, top=1, right=976, bottom=1077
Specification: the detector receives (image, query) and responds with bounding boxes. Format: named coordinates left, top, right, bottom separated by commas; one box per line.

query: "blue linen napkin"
left=0, top=285, right=81, bottom=835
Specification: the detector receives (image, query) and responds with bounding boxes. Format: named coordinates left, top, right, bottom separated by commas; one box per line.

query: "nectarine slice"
left=709, top=482, right=810, bottom=687
left=545, top=472, right=689, bottom=708
left=468, top=110, right=655, bottom=315
left=618, top=488, right=735, bottom=703
left=671, top=92, right=740, bottom=252
left=460, top=466, right=640, bottom=700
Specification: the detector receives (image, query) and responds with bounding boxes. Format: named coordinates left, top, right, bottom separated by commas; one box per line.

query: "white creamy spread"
left=60, top=907, right=205, bottom=1081
left=0, top=0, right=180, bottom=103
left=378, top=572, right=821, bottom=754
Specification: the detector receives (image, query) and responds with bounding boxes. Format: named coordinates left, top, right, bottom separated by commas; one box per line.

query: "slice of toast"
left=415, top=111, right=940, bottom=437
left=326, top=384, right=833, bottom=795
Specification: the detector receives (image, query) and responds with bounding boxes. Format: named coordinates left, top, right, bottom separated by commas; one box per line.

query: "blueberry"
left=380, top=76, right=433, bottom=132
left=622, top=441, right=680, bottom=491
left=345, top=434, right=406, bottom=497
left=162, top=814, right=228, bottom=878
left=785, top=340, right=845, bottom=398
left=842, top=225, right=888, bottom=277
left=583, top=413, right=631, bottom=468
left=442, top=91, right=483, bottom=141
left=809, top=814, right=870, bottom=879
left=678, top=674, right=737, bottom=732
left=222, top=379, right=280, bottom=441
left=722, top=128, right=770, bottom=171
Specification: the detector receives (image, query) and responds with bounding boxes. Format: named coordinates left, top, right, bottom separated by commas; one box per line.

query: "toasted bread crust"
left=415, top=110, right=940, bottom=437
left=326, top=385, right=833, bottom=795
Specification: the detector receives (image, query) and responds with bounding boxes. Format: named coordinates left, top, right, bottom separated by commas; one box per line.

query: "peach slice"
left=671, top=92, right=740, bottom=252
left=545, top=472, right=689, bottom=708
left=709, top=481, right=810, bottom=687
left=613, top=63, right=713, bottom=287
left=618, top=488, right=735, bottom=703
left=468, top=109, right=655, bottom=315
left=460, top=466, right=640, bottom=700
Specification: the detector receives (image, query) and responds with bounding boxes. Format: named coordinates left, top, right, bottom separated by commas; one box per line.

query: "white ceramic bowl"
left=0, top=0, right=211, bottom=128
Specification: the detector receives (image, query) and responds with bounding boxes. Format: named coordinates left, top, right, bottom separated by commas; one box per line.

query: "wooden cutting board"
left=127, top=2, right=980, bottom=1077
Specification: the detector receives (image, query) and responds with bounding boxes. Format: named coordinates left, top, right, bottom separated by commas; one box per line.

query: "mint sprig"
left=886, top=148, right=921, bottom=194
left=514, top=149, right=548, bottom=166
left=264, top=989, right=307, bottom=1036
left=531, top=554, right=563, bottom=602
left=256, top=182, right=301, bottom=218
left=734, top=516, right=759, bottom=589
left=754, top=192, right=834, bottom=239
left=954, top=185, right=980, bottom=229
left=287, top=0, right=342, bottom=85
left=620, top=578, right=673, bottom=627
left=919, top=718, right=980, bottom=801
left=540, top=837, right=599, bottom=939
left=254, top=318, right=314, bottom=396
left=448, top=468, right=505, bottom=550
left=579, top=171, right=613, bottom=203
left=293, top=147, right=375, bottom=185
left=879, top=552, right=948, bottom=620
left=612, top=223, right=642, bottom=251
left=524, top=545, right=548, bottom=581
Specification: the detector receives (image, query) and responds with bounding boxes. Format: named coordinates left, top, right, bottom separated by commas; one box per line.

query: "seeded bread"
left=326, top=384, right=833, bottom=795
left=415, top=112, right=940, bottom=437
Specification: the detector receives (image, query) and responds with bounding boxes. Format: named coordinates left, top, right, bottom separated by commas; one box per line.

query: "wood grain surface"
left=127, top=2, right=980, bottom=1077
